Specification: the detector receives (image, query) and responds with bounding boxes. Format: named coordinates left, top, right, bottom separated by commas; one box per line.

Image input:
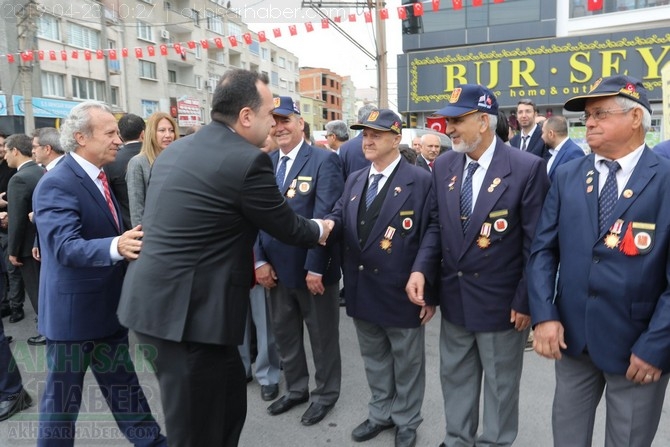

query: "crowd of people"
left=1, top=70, right=670, bottom=447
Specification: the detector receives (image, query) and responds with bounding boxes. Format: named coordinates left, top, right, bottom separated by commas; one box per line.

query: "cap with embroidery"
left=272, top=96, right=301, bottom=116
left=434, top=84, right=498, bottom=118
left=350, top=109, right=402, bottom=134
left=563, top=75, right=651, bottom=113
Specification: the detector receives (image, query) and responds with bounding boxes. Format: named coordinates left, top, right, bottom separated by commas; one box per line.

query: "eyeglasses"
left=579, top=108, right=632, bottom=124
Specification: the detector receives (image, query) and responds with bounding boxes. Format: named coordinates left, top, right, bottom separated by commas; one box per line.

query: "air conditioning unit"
left=161, top=29, right=170, bottom=40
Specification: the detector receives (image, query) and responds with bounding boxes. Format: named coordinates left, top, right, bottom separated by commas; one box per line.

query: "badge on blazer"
left=604, top=219, right=624, bottom=249
left=630, top=222, right=654, bottom=255
left=449, top=176, right=457, bottom=191
left=489, top=210, right=509, bottom=234
left=394, top=187, right=402, bottom=196
left=623, top=189, right=634, bottom=199
left=286, top=179, right=297, bottom=198
left=493, top=218, right=508, bottom=232
left=380, top=226, right=396, bottom=252
left=297, top=175, right=312, bottom=195
left=477, top=223, right=492, bottom=249
left=586, top=170, right=595, bottom=193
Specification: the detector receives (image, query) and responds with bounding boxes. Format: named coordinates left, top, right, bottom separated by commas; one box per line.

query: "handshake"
left=313, top=219, right=335, bottom=245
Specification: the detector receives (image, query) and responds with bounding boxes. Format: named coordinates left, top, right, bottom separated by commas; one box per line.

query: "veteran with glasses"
left=528, top=75, right=670, bottom=447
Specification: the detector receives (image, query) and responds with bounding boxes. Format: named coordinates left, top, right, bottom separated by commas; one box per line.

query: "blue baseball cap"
left=434, top=84, right=499, bottom=117
left=563, top=75, right=651, bottom=113
left=272, top=96, right=300, bottom=116
left=350, top=109, right=402, bottom=134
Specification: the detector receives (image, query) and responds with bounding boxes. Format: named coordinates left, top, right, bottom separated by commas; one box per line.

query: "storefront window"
left=571, top=0, right=669, bottom=18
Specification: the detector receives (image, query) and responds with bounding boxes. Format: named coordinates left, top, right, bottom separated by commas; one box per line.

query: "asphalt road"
left=2, top=305, right=669, bottom=446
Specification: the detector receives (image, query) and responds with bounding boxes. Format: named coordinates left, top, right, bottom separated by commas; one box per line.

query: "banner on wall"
left=177, top=97, right=201, bottom=127
left=12, top=96, right=77, bottom=118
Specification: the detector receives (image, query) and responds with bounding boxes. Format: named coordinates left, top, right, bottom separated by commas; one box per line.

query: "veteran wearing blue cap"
left=528, top=75, right=670, bottom=447
left=406, top=84, right=550, bottom=447
left=327, top=109, right=435, bottom=447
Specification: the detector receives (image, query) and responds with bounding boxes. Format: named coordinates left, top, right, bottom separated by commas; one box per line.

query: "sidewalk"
left=2, top=306, right=669, bottom=446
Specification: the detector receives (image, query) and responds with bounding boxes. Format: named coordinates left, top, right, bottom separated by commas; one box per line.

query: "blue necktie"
left=598, top=160, right=621, bottom=234
left=276, top=155, right=289, bottom=189
left=520, top=135, right=529, bottom=151
left=460, top=162, right=479, bottom=233
left=365, top=174, right=383, bottom=209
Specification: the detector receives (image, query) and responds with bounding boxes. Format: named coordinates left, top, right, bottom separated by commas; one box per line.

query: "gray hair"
left=325, top=120, right=349, bottom=142
left=357, top=104, right=378, bottom=123
left=60, top=101, right=112, bottom=153
left=487, top=113, right=498, bottom=132
left=615, top=96, right=651, bottom=133
left=37, top=127, right=64, bottom=154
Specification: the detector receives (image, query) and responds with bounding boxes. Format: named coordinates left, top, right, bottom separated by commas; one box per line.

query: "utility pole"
left=18, top=0, right=38, bottom=134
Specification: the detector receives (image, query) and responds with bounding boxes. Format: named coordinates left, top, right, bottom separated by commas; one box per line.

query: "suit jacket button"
left=360, top=220, right=366, bottom=225
left=592, top=257, right=600, bottom=263
left=473, top=273, right=479, bottom=278
left=358, top=265, right=364, bottom=271
left=457, top=271, right=463, bottom=277
left=373, top=268, right=378, bottom=274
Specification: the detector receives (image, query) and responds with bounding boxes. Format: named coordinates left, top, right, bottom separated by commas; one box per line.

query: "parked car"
left=400, top=128, right=452, bottom=153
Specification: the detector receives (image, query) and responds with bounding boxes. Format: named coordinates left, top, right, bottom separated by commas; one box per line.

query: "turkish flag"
left=321, top=18, right=329, bottom=28
left=200, top=39, right=209, bottom=49
left=364, top=11, right=372, bottom=23
left=380, top=8, right=389, bottom=19
left=147, top=46, right=155, bottom=56
left=587, top=0, right=603, bottom=11
left=96, top=49, right=104, bottom=59
left=432, top=0, right=441, bottom=12
left=397, top=6, right=407, bottom=19
left=71, top=50, right=79, bottom=59
left=453, top=0, right=463, bottom=10
left=414, top=3, right=424, bottom=16
left=38, top=50, right=44, bottom=61
left=109, top=49, right=117, bottom=60
left=289, top=25, right=297, bottom=36
left=473, top=0, right=483, bottom=6
left=273, top=28, right=281, bottom=38
left=49, top=50, right=57, bottom=61
left=494, top=0, right=505, bottom=3
left=334, top=16, right=341, bottom=23
left=173, top=43, right=183, bottom=54
left=214, top=38, right=223, bottom=48
left=121, top=48, right=129, bottom=58
left=187, top=40, right=196, bottom=49
left=426, top=116, right=447, bottom=134
left=243, top=33, right=253, bottom=44
left=84, top=50, right=92, bottom=60
left=305, top=22, right=314, bottom=32
left=228, top=36, right=238, bottom=47
left=134, top=48, right=143, bottom=58
left=160, top=45, right=168, bottom=56
left=258, top=31, right=267, bottom=42
left=348, top=13, right=356, bottom=22
left=6, top=54, right=14, bottom=63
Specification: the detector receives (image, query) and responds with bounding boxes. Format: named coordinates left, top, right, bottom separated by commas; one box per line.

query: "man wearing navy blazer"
left=339, top=105, right=374, bottom=180
left=256, top=96, right=344, bottom=426
left=33, top=101, right=166, bottom=446
left=541, top=115, right=586, bottom=182
left=510, top=99, right=548, bottom=159
left=528, top=75, right=670, bottom=446
left=406, top=85, right=550, bottom=447
left=327, top=109, right=435, bottom=447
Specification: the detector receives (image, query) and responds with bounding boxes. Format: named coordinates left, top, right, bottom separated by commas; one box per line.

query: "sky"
left=242, top=0, right=404, bottom=109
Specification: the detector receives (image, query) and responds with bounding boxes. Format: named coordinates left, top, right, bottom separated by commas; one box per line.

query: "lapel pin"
left=394, top=187, right=402, bottom=196
left=623, top=189, right=633, bottom=198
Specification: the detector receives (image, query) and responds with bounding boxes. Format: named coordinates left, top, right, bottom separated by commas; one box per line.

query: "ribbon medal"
left=477, top=223, right=492, bottom=249
left=448, top=176, right=457, bottom=191
left=380, top=226, right=396, bottom=252
left=604, top=219, right=624, bottom=249
left=286, top=179, right=297, bottom=198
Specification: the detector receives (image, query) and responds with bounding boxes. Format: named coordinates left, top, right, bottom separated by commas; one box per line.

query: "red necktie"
left=98, top=170, right=120, bottom=231
left=428, top=161, right=434, bottom=170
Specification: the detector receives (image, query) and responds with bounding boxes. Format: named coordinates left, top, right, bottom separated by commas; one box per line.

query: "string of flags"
left=2, top=0, right=605, bottom=64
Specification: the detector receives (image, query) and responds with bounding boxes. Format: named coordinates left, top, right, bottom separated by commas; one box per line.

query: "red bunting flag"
left=473, top=0, right=483, bottom=6
left=228, top=36, right=238, bottom=46
left=321, top=18, right=329, bottom=28
left=71, top=50, right=79, bottom=59
left=187, top=41, right=196, bottom=49
left=121, top=48, right=129, bottom=58
left=84, top=50, right=91, bottom=60
left=364, top=11, right=372, bottom=23
left=173, top=43, right=183, bottom=54
left=432, top=0, right=441, bottom=11
left=380, top=8, right=389, bottom=19
left=214, top=38, right=223, bottom=48
left=348, top=13, right=356, bottom=22
left=180, top=49, right=186, bottom=61
left=426, top=116, right=447, bottom=134
left=21, top=51, right=33, bottom=61
left=414, top=3, right=424, bottom=15
left=200, top=39, right=209, bottom=49
left=109, top=49, right=117, bottom=60
left=49, top=50, right=56, bottom=61
left=273, top=28, right=281, bottom=38
left=334, top=16, right=342, bottom=23
left=258, top=31, right=267, bottom=42
left=38, top=50, right=44, bottom=61
left=6, top=54, right=14, bottom=63
left=160, top=44, right=168, bottom=56
left=289, top=25, right=297, bottom=36
left=96, top=49, right=104, bottom=59
left=243, top=33, right=253, bottom=44
left=587, top=0, right=603, bottom=10
left=147, top=46, right=155, bottom=56
left=397, top=6, right=407, bottom=19
left=453, top=0, right=463, bottom=10
left=494, top=0, right=505, bottom=3
left=135, top=48, right=143, bottom=58
left=305, top=22, right=314, bottom=32
left=61, top=50, right=68, bottom=60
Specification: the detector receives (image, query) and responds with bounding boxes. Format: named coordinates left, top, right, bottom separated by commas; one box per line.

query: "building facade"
left=299, top=67, right=343, bottom=123
left=397, top=0, right=670, bottom=147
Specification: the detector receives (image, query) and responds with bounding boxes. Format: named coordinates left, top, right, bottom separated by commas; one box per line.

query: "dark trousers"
left=18, top=256, right=39, bottom=314
left=0, top=232, right=24, bottom=310
left=0, top=317, right=22, bottom=400
left=38, top=329, right=167, bottom=447
left=135, top=331, right=247, bottom=447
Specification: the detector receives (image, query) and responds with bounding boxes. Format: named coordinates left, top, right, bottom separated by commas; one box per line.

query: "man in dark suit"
left=327, top=109, right=435, bottom=447
left=33, top=101, right=167, bottom=446
left=0, top=135, right=22, bottom=323
left=339, top=104, right=375, bottom=180
left=653, top=139, right=670, bottom=159
left=5, top=134, right=43, bottom=345
left=529, top=75, right=670, bottom=446
left=415, top=133, right=440, bottom=172
left=32, top=128, right=64, bottom=171
left=104, top=113, right=145, bottom=231
left=406, top=85, right=550, bottom=447
left=118, top=71, right=330, bottom=446
left=509, top=99, right=548, bottom=159
left=541, top=116, right=585, bottom=182
left=256, top=96, right=344, bottom=427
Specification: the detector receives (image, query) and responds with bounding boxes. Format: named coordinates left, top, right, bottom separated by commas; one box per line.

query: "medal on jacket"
left=477, top=222, right=492, bottom=249
left=448, top=176, right=457, bottom=191
left=487, top=178, right=501, bottom=193
left=380, top=226, right=395, bottom=252
left=604, top=219, right=623, bottom=249
left=286, top=179, right=297, bottom=198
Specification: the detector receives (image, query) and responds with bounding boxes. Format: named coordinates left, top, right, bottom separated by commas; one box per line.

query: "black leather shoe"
left=27, top=335, right=46, bottom=346
left=261, top=384, right=279, bottom=401
left=267, top=394, right=308, bottom=416
left=395, top=428, right=417, bottom=447
left=300, top=402, right=334, bottom=426
left=0, top=388, right=32, bottom=422
left=0, top=306, right=10, bottom=318
left=9, top=308, right=24, bottom=323
left=352, top=419, right=395, bottom=442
